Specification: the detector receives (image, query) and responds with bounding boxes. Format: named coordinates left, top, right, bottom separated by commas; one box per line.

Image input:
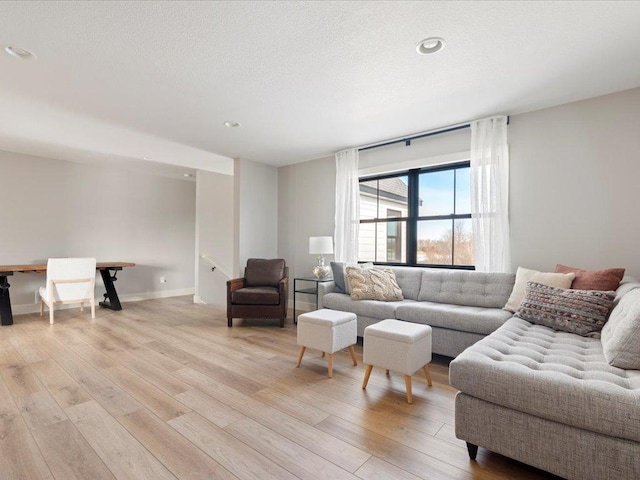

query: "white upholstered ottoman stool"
left=296, top=309, right=358, bottom=378
left=362, top=319, right=432, bottom=404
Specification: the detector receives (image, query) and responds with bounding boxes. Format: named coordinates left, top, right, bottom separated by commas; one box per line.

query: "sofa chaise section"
left=449, top=316, right=640, bottom=480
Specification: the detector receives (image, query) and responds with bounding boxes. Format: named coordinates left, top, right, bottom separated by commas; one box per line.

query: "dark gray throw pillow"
left=330, top=262, right=345, bottom=293
left=515, top=281, right=615, bottom=337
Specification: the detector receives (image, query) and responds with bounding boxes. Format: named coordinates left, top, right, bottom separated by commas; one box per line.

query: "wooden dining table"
left=0, top=262, right=135, bottom=326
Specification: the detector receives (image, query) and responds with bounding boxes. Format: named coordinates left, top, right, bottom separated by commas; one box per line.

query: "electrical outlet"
left=160, top=276, right=167, bottom=283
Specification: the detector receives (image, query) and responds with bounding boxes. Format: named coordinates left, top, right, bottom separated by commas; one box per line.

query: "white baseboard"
left=12, top=288, right=195, bottom=316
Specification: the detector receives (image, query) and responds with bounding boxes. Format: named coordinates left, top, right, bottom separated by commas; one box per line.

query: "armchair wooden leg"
left=296, top=346, right=306, bottom=367
left=49, top=307, right=54, bottom=325
left=227, top=317, right=232, bottom=327
left=362, top=364, right=373, bottom=389
left=91, top=298, right=95, bottom=319
left=80, top=302, right=84, bottom=312
left=40, top=300, right=44, bottom=317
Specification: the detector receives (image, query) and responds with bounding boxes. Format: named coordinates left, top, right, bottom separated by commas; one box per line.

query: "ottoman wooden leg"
left=385, top=369, right=390, bottom=376
left=348, top=346, right=358, bottom=366
left=296, top=346, right=306, bottom=367
left=362, top=364, right=373, bottom=389
left=327, top=353, right=334, bottom=378
left=423, top=364, right=433, bottom=386
left=404, top=375, right=413, bottom=404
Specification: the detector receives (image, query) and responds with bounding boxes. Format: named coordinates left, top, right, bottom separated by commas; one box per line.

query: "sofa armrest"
left=227, top=277, right=245, bottom=293
left=318, top=281, right=336, bottom=308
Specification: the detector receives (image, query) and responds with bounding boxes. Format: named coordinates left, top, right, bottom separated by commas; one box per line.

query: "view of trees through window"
left=359, top=162, right=474, bottom=268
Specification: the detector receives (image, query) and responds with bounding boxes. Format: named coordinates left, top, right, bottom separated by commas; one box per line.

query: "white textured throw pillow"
left=503, top=267, right=575, bottom=312
left=347, top=267, right=404, bottom=302
left=343, top=262, right=373, bottom=294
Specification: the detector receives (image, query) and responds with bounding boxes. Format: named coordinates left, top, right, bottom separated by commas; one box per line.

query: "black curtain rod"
left=358, top=124, right=469, bottom=152
left=358, top=116, right=509, bottom=152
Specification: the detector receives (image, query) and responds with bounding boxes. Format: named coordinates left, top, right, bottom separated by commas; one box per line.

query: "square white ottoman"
left=362, top=319, right=432, bottom=404
left=296, top=309, right=358, bottom=378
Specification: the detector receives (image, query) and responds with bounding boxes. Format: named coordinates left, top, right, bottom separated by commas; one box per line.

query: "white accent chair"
left=39, top=258, right=97, bottom=324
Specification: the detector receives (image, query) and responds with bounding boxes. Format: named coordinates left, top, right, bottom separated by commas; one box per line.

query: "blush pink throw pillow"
left=555, top=264, right=625, bottom=291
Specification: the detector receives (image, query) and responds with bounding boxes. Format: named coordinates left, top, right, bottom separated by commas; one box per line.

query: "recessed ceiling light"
left=3, top=45, right=36, bottom=60
left=416, top=37, right=445, bottom=55
left=223, top=121, right=241, bottom=128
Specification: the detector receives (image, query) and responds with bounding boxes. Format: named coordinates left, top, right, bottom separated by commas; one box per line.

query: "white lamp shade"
left=309, top=236, right=334, bottom=255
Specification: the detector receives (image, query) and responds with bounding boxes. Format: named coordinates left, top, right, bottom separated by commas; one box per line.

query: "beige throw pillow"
left=343, top=262, right=373, bottom=294
left=503, top=267, right=575, bottom=312
left=346, top=267, right=404, bottom=302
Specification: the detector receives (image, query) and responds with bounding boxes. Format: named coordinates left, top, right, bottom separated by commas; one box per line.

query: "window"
left=358, top=162, right=474, bottom=268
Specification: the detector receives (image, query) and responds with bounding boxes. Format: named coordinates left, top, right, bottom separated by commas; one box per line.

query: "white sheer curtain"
left=334, top=148, right=360, bottom=262
left=470, top=116, right=510, bottom=272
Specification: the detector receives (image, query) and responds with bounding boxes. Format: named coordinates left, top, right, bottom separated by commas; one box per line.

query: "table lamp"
left=309, top=236, right=333, bottom=279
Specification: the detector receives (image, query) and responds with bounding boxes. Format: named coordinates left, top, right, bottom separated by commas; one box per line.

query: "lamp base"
left=313, top=265, right=332, bottom=280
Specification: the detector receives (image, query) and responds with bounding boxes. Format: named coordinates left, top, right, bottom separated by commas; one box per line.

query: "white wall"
left=0, top=151, right=196, bottom=312
left=194, top=170, right=234, bottom=306
left=509, top=87, right=640, bottom=278
left=233, top=158, right=278, bottom=275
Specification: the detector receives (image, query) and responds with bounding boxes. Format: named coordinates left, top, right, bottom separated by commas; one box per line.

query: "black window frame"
left=359, top=161, right=474, bottom=270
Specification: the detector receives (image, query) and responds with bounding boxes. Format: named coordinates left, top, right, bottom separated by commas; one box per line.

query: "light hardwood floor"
left=0, top=297, right=561, bottom=480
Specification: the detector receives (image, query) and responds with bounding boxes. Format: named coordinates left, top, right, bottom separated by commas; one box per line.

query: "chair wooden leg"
left=404, top=374, right=413, bottom=404
left=279, top=317, right=284, bottom=328
left=80, top=302, right=84, bottom=312
left=40, top=300, right=44, bottom=317
left=49, top=307, right=54, bottom=325
left=227, top=317, right=232, bottom=327
left=91, top=298, right=96, bottom=319
left=296, top=346, right=306, bottom=367
left=362, top=364, right=373, bottom=389
left=327, top=353, right=333, bottom=378
left=423, top=364, right=433, bottom=386
left=348, top=346, right=358, bottom=366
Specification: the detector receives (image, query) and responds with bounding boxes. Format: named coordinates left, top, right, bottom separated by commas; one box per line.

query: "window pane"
left=455, top=167, right=471, bottom=214
left=359, top=180, right=378, bottom=220
left=453, top=219, right=474, bottom=266
left=378, top=176, right=408, bottom=218
left=385, top=220, right=406, bottom=263
left=417, top=219, right=453, bottom=265
left=419, top=170, right=454, bottom=216
left=358, top=222, right=376, bottom=262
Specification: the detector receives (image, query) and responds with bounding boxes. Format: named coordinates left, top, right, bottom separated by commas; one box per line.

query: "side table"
left=293, top=277, right=333, bottom=324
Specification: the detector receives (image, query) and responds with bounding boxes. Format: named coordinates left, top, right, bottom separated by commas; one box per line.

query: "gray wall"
left=509, top=87, right=640, bottom=278
left=0, top=150, right=196, bottom=312
left=195, top=170, right=233, bottom=306
left=277, top=86, right=640, bottom=308
left=233, top=158, right=278, bottom=275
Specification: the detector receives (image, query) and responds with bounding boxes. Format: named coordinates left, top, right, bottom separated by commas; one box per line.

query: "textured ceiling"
left=1, top=1, right=639, bottom=173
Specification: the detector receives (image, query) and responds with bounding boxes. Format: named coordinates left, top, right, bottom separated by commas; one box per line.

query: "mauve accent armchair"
left=227, top=258, right=289, bottom=327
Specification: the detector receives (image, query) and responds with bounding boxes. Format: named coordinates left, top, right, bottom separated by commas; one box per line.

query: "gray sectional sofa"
left=319, top=266, right=515, bottom=357
left=319, top=266, right=640, bottom=479
left=449, top=277, right=640, bottom=480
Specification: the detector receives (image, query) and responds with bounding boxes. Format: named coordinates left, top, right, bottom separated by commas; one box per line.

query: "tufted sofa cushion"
left=450, top=317, right=640, bottom=443
left=418, top=269, right=515, bottom=308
